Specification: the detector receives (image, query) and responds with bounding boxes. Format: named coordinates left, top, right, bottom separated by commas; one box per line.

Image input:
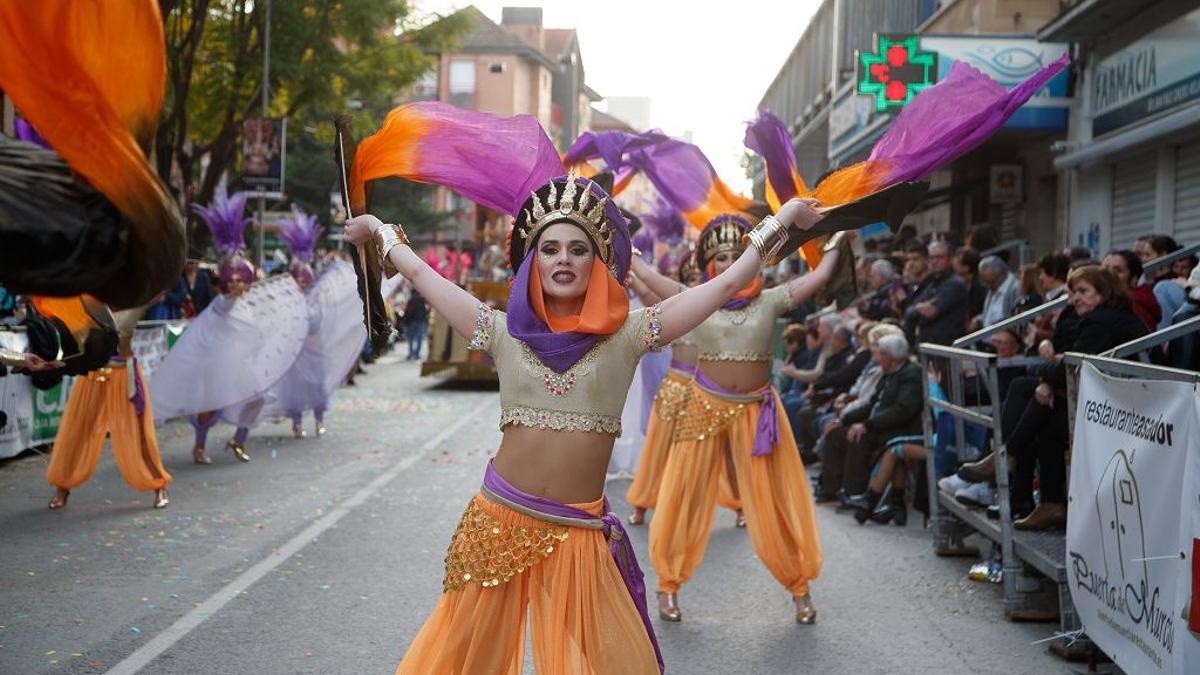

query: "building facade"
left=754, top=0, right=1081, bottom=258
left=409, top=5, right=602, bottom=247
left=1042, top=0, right=1200, bottom=253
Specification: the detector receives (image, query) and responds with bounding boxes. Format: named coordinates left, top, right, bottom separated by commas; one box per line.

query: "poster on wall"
left=1067, top=363, right=1198, bottom=674
left=242, top=117, right=286, bottom=195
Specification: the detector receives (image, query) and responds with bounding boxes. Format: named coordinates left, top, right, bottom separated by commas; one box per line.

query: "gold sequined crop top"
left=470, top=303, right=664, bottom=436
left=688, top=284, right=796, bottom=362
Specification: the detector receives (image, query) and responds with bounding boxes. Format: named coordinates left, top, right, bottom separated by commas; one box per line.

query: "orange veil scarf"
left=529, top=261, right=629, bottom=334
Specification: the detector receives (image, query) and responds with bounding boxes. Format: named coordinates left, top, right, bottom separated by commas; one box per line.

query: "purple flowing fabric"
left=350, top=102, right=565, bottom=217
left=505, top=179, right=634, bottom=373
left=695, top=371, right=778, bottom=456
left=566, top=130, right=755, bottom=230
left=482, top=462, right=664, bottom=673
left=867, top=55, right=1070, bottom=183
left=743, top=109, right=807, bottom=206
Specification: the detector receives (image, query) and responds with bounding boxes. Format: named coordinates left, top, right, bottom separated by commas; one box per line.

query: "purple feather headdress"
left=192, top=183, right=253, bottom=257
left=277, top=205, right=322, bottom=263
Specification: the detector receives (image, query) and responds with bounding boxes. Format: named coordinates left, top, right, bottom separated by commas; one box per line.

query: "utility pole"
left=257, top=0, right=272, bottom=271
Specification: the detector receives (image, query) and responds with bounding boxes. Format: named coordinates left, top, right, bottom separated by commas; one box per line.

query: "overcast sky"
left=416, top=1, right=823, bottom=193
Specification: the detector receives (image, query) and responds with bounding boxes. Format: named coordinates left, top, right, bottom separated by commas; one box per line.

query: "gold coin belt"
left=442, top=498, right=569, bottom=592
left=670, top=389, right=747, bottom=443
left=654, top=376, right=692, bottom=421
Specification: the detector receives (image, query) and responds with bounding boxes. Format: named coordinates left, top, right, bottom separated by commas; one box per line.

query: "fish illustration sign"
left=1067, top=363, right=1200, bottom=674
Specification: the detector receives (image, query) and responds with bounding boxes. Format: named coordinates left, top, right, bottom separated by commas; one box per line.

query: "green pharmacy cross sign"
left=857, top=35, right=938, bottom=112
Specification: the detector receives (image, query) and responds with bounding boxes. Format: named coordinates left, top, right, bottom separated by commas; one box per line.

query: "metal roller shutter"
left=1174, top=139, right=1200, bottom=247
left=1111, top=151, right=1157, bottom=250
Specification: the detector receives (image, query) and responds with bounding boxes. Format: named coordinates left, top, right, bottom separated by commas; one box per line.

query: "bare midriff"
left=672, top=342, right=698, bottom=367
left=697, top=360, right=771, bottom=393
left=492, top=425, right=615, bottom=503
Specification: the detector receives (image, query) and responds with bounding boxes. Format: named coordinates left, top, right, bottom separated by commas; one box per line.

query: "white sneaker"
left=955, top=481, right=996, bottom=508
left=938, top=474, right=971, bottom=495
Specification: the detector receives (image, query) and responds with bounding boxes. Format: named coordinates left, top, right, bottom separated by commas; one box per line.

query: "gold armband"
left=742, top=215, right=788, bottom=264
left=372, top=223, right=410, bottom=279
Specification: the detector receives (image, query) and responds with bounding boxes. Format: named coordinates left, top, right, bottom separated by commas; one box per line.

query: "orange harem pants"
left=397, top=493, right=659, bottom=675
left=626, top=369, right=741, bottom=512
left=45, top=363, right=171, bottom=492
left=649, top=382, right=822, bottom=595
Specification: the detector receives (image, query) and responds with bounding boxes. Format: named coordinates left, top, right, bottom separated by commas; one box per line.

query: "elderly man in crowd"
left=902, top=240, right=968, bottom=346
left=815, top=333, right=924, bottom=505
left=858, top=258, right=900, bottom=320
left=977, top=255, right=1020, bottom=329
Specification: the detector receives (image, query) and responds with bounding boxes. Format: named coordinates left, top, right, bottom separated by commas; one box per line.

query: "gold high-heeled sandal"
left=657, top=592, right=682, bottom=622
left=153, top=488, right=170, bottom=509
left=292, top=424, right=307, bottom=439
left=794, top=593, right=817, bottom=624
left=315, top=423, right=327, bottom=437
left=193, top=445, right=213, bottom=465
left=628, top=508, right=646, bottom=525
left=48, top=489, right=70, bottom=510
left=735, top=510, right=747, bottom=528
left=227, top=441, right=251, bottom=462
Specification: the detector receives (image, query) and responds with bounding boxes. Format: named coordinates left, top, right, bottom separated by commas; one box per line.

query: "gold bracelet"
left=742, top=215, right=788, bottom=264
left=373, top=223, right=410, bottom=278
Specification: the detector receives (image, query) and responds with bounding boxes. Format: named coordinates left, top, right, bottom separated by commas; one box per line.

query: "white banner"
left=0, top=331, right=34, bottom=459
left=132, top=325, right=171, bottom=383
left=1067, top=362, right=1198, bottom=674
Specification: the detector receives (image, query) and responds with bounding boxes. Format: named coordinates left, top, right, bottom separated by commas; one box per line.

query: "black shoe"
left=871, top=487, right=907, bottom=526
left=853, top=489, right=884, bottom=524
left=813, top=491, right=839, bottom=504
left=839, top=492, right=869, bottom=513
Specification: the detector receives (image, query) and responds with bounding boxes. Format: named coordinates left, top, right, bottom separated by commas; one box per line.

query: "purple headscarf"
left=506, top=175, right=633, bottom=373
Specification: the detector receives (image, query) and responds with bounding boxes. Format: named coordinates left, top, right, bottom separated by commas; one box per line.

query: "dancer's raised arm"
left=343, top=214, right=480, bottom=340
left=655, top=198, right=827, bottom=344
left=630, top=255, right=685, bottom=300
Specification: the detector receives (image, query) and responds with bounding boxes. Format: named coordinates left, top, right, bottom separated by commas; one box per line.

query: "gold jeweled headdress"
left=517, top=170, right=614, bottom=265
left=698, top=214, right=750, bottom=267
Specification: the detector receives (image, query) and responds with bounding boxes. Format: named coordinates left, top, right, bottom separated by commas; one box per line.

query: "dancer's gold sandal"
left=227, top=441, right=251, bottom=462
left=48, top=488, right=70, bottom=510
left=657, top=592, right=681, bottom=622
left=794, top=593, right=817, bottom=624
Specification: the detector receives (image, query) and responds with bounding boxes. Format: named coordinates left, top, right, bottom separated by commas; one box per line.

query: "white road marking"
left=106, top=395, right=497, bottom=675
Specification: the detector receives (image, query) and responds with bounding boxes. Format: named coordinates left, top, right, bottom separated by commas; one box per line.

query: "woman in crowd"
left=343, top=101, right=825, bottom=673
left=1103, top=249, right=1161, bottom=330
left=1140, top=235, right=1187, bottom=329
left=1015, top=263, right=1043, bottom=314
left=1004, top=266, right=1147, bottom=530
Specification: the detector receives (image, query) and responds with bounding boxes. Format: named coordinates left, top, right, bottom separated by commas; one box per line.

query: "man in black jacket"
left=903, top=241, right=968, bottom=346
left=817, top=334, right=924, bottom=500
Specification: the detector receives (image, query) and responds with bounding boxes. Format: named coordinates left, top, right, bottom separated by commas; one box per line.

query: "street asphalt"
left=0, top=356, right=1075, bottom=674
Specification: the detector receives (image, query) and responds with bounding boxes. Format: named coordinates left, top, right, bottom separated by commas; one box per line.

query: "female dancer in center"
left=632, top=217, right=843, bottom=625
left=341, top=101, right=824, bottom=674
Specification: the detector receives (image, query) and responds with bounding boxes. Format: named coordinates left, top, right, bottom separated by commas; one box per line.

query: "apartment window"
left=489, top=62, right=506, bottom=74
left=449, top=60, right=475, bottom=108
left=411, top=67, right=438, bottom=102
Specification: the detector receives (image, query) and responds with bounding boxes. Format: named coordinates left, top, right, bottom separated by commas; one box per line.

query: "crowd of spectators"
left=769, top=224, right=1200, bottom=538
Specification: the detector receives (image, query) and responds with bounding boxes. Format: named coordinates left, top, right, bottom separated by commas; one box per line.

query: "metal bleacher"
left=919, top=240, right=1200, bottom=659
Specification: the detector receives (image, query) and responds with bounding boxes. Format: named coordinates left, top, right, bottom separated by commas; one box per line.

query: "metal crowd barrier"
left=918, top=286, right=1200, bottom=660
